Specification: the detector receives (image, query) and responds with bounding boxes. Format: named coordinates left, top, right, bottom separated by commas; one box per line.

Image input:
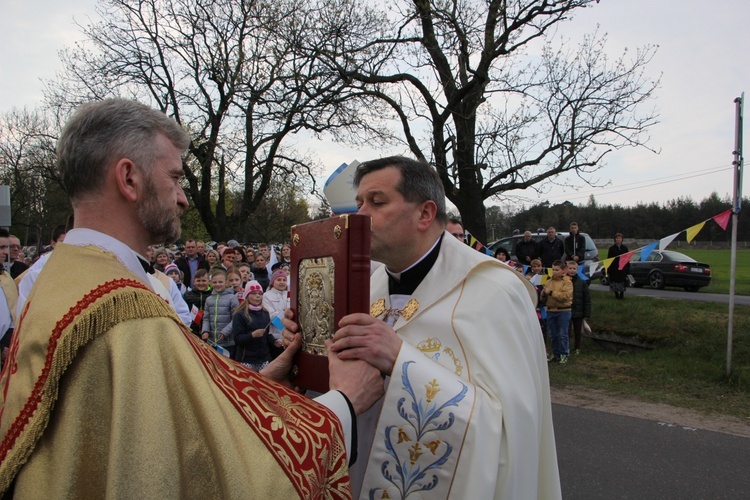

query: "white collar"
left=385, top=235, right=441, bottom=281
left=62, top=228, right=151, bottom=286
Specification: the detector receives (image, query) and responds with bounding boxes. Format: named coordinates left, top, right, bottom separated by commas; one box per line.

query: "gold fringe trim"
left=0, top=284, right=178, bottom=493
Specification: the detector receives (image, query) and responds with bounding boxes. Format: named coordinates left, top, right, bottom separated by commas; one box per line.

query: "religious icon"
left=297, top=257, right=335, bottom=355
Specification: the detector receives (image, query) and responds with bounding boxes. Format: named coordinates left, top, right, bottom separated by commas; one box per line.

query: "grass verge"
left=548, top=290, right=750, bottom=420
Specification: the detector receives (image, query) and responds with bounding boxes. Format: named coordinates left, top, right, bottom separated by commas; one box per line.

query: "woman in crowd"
left=153, top=247, right=171, bottom=273
left=607, top=233, right=630, bottom=299
left=280, top=243, right=292, bottom=264
left=232, top=280, right=279, bottom=371
left=205, top=249, right=221, bottom=269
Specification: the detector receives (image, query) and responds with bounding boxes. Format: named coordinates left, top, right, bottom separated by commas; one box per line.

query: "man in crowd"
left=195, top=240, right=206, bottom=258
left=285, top=156, right=560, bottom=498
left=539, top=226, right=564, bottom=268
left=515, top=230, right=540, bottom=266
left=0, top=98, right=383, bottom=497
left=7, top=235, right=29, bottom=279
left=446, top=216, right=465, bottom=242
left=564, top=221, right=587, bottom=264
left=0, top=229, right=18, bottom=366
left=174, top=238, right=209, bottom=288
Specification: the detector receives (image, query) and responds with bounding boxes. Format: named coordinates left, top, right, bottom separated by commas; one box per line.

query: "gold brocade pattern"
left=184, top=330, right=351, bottom=498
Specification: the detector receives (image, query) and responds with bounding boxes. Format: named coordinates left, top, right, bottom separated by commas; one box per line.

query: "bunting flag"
left=686, top=221, right=707, bottom=243
left=618, top=251, right=635, bottom=271
left=577, top=267, right=590, bottom=281
left=601, top=257, right=616, bottom=271
left=592, top=209, right=732, bottom=274
left=589, top=262, right=603, bottom=277
left=466, top=233, right=493, bottom=256
left=659, top=232, right=680, bottom=251
left=712, top=209, right=732, bottom=231
left=640, top=241, right=659, bottom=261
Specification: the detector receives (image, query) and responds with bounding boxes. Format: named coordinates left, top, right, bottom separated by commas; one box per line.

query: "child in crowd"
left=201, top=269, right=240, bottom=358
left=494, top=247, right=515, bottom=267
left=566, top=260, right=591, bottom=356
left=540, top=260, right=573, bottom=364
left=232, top=280, right=279, bottom=371
left=236, top=262, right=254, bottom=287
left=227, top=270, right=243, bottom=302
left=164, top=263, right=187, bottom=295
left=252, top=254, right=270, bottom=291
left=183, top=268, right=212, bottom=336
left=525, top=259, right=544, bottom=286
left=263, top=269, right=290, bottom=343
left=525, top=258, right=548, bottom=349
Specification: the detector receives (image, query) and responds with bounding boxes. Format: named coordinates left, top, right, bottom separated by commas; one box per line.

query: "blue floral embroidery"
left=369, top=360, right=468, bottom=499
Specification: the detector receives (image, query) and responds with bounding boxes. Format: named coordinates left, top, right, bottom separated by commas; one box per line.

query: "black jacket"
left=607, top=244, right=630, bottom=282
left=515, top=239, right=539, bottom=264
left=564, top=233, right=586, bottom=262
left=175, top=255, right=210, bottom=288
left=232, top=309, right=275, bottom=364
left=570, top=275, right=591, bottom=319
left=539, top=237, right=564, bottom=268
left=183, top=287, right=212, bottom=334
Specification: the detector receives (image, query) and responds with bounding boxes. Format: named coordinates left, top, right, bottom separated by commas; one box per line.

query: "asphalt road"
left=553, top=403, right=750, bottom=499
left=589, top=283, right=750, bottom=306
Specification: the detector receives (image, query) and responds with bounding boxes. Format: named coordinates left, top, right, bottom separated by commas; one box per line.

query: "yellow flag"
left=541, top=274, right=549, bottom=285
left=686, top=221, right=706, bottom=243
left=602, top=257, right=616, bottom=270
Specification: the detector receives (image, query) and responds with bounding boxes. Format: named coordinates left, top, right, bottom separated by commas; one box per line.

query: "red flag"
left=712, top=209, right=732, bottom=231
left=618, top=251, right=635, bottom=271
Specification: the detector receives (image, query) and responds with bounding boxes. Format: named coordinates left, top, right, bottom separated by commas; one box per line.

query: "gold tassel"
left=0, top=286, right=178, bottom=494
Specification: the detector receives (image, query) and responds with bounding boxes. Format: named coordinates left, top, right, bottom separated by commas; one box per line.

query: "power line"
left=542, top=164, right=733, bottom=202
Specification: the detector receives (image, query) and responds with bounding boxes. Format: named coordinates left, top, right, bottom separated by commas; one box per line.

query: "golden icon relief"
left=297, top=257, right=335, bottom=355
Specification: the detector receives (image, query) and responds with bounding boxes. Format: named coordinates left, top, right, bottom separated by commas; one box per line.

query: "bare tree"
left=307, top=0, right=659, bottom=241
left=0, top=108, right=68, bottom=244
left=47, top=0, right=372, bottom=240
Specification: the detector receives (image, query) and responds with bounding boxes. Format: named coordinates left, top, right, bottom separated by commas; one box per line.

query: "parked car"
left=628, top=249, right=711, bottom=292
left=488, top=231, right=600, bottom=277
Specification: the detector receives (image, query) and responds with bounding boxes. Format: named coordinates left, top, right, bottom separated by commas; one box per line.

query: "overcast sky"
left=2, top=0, right=748, bottom=210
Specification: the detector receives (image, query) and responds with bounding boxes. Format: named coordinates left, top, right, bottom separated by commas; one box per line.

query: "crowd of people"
left=148, top=238, right=292, bottom=369
left=447, top=219, right=628, bottom=365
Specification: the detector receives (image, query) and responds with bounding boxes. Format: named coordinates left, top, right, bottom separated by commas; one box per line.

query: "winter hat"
left=227, top=239, right=240, bottom=248
left=270, top=269, right=287, bottom=286
left=164, top=263, right=180, bottom=276
left=243, top=280, right=263, bottom=299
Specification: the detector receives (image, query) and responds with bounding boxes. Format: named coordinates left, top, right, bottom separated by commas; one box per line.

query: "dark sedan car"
left=629, top=249, right=711, bottom=292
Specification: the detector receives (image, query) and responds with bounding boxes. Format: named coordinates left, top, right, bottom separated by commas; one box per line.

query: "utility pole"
left=727, top=94, right=744, bottom=378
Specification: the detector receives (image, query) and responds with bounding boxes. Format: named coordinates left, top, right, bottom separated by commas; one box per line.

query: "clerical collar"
left=386, top=234, right=443, bottom=296
left=137, top=256, right=155, bottom=275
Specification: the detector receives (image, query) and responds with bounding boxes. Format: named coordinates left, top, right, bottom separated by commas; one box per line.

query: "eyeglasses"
left=0, top=245, right=8, bottom=250
left=9, top=245, right=20, bottom=250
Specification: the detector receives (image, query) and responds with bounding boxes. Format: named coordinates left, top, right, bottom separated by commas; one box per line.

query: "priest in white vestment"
left=328, top=156, right=561, bottom=499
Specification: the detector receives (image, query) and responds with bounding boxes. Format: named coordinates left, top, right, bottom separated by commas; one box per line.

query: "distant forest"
left=483, top=192, right=750, bottom=243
